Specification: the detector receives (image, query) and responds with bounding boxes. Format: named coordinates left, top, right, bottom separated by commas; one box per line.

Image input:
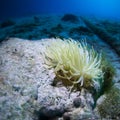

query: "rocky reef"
left=0, top=14, right=120, bottom=120
left=0, top=37, right=120, bottom=120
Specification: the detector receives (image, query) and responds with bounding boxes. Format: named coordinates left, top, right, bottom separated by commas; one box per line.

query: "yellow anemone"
left=44, top=39, right=103, bottom=89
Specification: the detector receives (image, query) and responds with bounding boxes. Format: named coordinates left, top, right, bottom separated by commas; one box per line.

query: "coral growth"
left=44, top=39, right=103, bottom=90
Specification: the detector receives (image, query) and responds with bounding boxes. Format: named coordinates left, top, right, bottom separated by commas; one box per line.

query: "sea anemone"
left=44, top=38, right=103, bottom=89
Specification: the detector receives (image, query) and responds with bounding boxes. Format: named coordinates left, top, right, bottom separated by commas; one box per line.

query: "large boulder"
left=0, top=38, right=98, bottom=120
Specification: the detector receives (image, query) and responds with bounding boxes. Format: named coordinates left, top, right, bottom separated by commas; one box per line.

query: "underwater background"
left=0, top=0, right=120, bottom=53
left=0, top=0, right=120, bottom=20
left=0, top=0, right=120, bottom=120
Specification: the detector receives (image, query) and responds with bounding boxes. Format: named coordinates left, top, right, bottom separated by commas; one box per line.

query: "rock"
left=51, top=24, right=63, bottom=33
left=39, top=105, right=65, bottom=118
left=0, top=37, right=118, bottom=120
left=1, top=38, right=95, bottom=120
left=63, top=107, right=97, bottom=120
left=101, top=20, right=120, bottom=35
left=63, top=112, right=71, bottom=120
left=69, top=26, right=93, bottom=36
left=0, top=38, right=54, bottom=120
left=61, top=14, right=79, bottom=23
left=73, top=97, right=81, bottom=108
left=81, top=17, right=120, bottom=56
left=0, top=19, right=16, bottom=28
left=95, top=84, right=120, bottom=119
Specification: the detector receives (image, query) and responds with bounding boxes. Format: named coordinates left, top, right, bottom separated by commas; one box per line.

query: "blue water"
left=0, top=0, right=120, bottom=20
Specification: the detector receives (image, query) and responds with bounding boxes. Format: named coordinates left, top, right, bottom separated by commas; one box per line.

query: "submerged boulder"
left=61, top=14, right=79, bottom=23
left=0, top=38, right=97, bottom=120
left=0, top=19, right=16, bottom=28
left=0, top=38, right=118, bottom=120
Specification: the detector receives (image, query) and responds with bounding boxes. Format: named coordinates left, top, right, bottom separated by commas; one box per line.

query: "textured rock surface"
left=0, top=38, right=52, bottom=120
left=0, top=38, right=98, bottom=120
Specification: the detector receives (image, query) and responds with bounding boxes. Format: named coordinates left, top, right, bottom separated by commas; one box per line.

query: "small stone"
left=73, top=97, right=81, bottom=108
left=63, top=112, right=71, bottom=120
left=40, top=105, right=65, bottom=118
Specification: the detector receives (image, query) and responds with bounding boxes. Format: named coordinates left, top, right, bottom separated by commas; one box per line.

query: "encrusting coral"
left=44, top=39, right=103, bottom=90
